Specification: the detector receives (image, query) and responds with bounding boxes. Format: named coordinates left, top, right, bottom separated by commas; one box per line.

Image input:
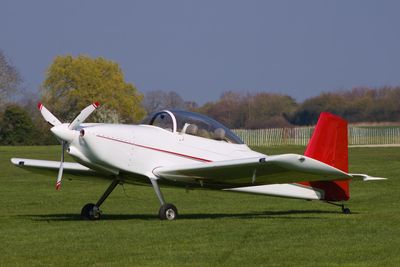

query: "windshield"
left=141, top=111, right=175, bottom=132
left=141, top=110, right=244, bottom=144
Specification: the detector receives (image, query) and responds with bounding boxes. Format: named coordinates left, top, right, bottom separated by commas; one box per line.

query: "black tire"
left=81, top=203, right=101, bottom=220
left=159, top=203, right=178, bottom=220
left=342, top=207, right=351, bottom=214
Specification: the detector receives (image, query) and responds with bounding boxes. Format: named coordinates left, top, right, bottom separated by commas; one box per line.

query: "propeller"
left=37, top=102, right=100, bottom=190
left=38, top=103, right=62, bottom=126
left=69, top=102, right=100, bottom=130
left=55, top=141, right=66, bottom=190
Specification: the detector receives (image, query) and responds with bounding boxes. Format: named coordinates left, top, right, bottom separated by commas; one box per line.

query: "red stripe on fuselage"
left=96, top=135, right=212, bottom=163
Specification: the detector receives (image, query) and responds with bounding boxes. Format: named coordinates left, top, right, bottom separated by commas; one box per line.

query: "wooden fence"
left=233, top=126, right=400, bottom=146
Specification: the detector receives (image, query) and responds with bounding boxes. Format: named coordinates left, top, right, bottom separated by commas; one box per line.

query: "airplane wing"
left=153, top=153, right=352, bottom=187
left=11, top=158, right=97, bottom=176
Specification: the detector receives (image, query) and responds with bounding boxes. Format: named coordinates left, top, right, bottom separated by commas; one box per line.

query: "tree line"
left=195, top=87, right=400, bottom=129
left=1, top=50, right=400, bottom=145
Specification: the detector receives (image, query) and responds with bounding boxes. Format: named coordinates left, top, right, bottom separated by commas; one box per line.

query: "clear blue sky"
left=1, top=0, right=400, bottom=104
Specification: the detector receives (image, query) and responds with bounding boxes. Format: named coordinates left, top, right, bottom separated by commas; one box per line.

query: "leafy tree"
left=0, top=104, right=37, bottom=145
left=0, top=50, right=22, bottom=106
left=41, top=55, right=145, bottom=123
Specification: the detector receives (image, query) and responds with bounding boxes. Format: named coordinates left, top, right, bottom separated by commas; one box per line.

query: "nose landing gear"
left=81, top=178, right=120, bottom=220
left=81, top=203, right=101, bottom=220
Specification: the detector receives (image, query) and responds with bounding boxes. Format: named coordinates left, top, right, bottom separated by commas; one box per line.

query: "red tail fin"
left=298, top=112, right=350, bottom=201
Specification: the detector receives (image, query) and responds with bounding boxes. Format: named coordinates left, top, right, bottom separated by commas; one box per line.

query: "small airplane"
left=11, top=102, right=385, bottom=220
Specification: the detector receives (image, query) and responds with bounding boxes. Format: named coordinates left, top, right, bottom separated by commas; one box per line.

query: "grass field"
left=0, top=146, right=399, bottom=266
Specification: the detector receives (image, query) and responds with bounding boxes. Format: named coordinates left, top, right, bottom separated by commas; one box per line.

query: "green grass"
left=0, top=146, right=399, bottom=266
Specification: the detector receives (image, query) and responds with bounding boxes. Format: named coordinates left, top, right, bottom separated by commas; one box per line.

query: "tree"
left=0, top=50, right=22, bottom=106
left=245, top=93, right=297, bottom=128
left=0, top=104, right=38, bottom=145
left=290, top=87, right=400, bottom=125
left=41, top=55, right=145, bottom=123
left=290, top=93, right=345, bottom=125
left=197, top=91, right=248, bottom=128
left=198, top=91, right=297, bottom=129
left=143, top=90, right=197, bottom=114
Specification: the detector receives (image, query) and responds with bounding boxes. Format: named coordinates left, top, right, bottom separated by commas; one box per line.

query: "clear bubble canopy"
left=141, top=110, right=244, bottom=144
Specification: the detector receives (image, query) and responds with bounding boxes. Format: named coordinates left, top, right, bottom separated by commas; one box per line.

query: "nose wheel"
left=81, top=203, right=101, bottom=220
left=80, top=178, right=120, bottom=220
left=159, top=203, right=178, bottom=220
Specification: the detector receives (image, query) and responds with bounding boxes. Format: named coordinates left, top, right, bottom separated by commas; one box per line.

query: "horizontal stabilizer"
left=349, top=173, right=387, bottom=181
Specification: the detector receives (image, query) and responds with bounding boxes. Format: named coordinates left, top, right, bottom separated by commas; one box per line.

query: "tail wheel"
left=81, top=203, right=101, bottom=220
left=342, top=207, right=351, bottom=214
left=159, top=203, right=178, bottom=220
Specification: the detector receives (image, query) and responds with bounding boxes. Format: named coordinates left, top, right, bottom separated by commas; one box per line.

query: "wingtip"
left=37, top=102, right=43, bottom=110
left=93, top=102, right=100, bottom=108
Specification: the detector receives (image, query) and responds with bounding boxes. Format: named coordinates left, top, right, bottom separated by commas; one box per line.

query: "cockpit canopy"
left=141, top=110, right=244, bottom=144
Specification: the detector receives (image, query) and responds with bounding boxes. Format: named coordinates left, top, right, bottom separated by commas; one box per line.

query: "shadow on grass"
left=19, top=209, right=350, bottom=222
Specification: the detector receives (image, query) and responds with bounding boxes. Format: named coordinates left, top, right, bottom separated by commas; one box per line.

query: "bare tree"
left=143, top=90, right=193, bottom=114
left=0, top=50, right=21, bottom=105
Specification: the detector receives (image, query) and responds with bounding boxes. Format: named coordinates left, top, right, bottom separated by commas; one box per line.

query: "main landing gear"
left=80, top=177, right=178, bottom=221
left=326, top=201, right=351, bottom=214
left=150, top=178, right=178, bottom=220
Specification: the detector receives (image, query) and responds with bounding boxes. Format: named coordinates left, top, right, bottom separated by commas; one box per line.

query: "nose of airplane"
left=50, top=124, right=76, bottom=143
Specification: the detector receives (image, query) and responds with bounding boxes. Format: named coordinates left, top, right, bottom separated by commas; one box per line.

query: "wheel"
left=342, top=207, right=351, bottom=214
left=159, top=203, right=178, bottom=220
left=81, top=203, right=101, bottom=220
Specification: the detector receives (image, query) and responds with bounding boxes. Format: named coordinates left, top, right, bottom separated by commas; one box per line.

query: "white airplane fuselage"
left=69, top=123, right=264, bottom=183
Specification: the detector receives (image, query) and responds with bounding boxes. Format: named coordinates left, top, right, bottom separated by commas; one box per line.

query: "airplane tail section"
left=298, top=112, right=350, bottom=201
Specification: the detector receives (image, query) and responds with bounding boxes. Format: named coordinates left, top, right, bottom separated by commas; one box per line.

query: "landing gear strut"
left=80, top=177, right=178, bottom=220
left=81, top=178, right=120, bottom=220
left=150, top=178, right=178, bottom=220
left=326, top=201, right=351, bottom=214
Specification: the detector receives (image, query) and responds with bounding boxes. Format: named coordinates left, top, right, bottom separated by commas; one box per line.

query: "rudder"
left=298, top=112, right=350, bottom=201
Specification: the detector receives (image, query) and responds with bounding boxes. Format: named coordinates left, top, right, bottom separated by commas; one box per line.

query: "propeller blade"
left=68, top=102, right=100, bottom=130
left=38, top=102, right=62, bottom=126
left=55, top=141, right=66, bottom=190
